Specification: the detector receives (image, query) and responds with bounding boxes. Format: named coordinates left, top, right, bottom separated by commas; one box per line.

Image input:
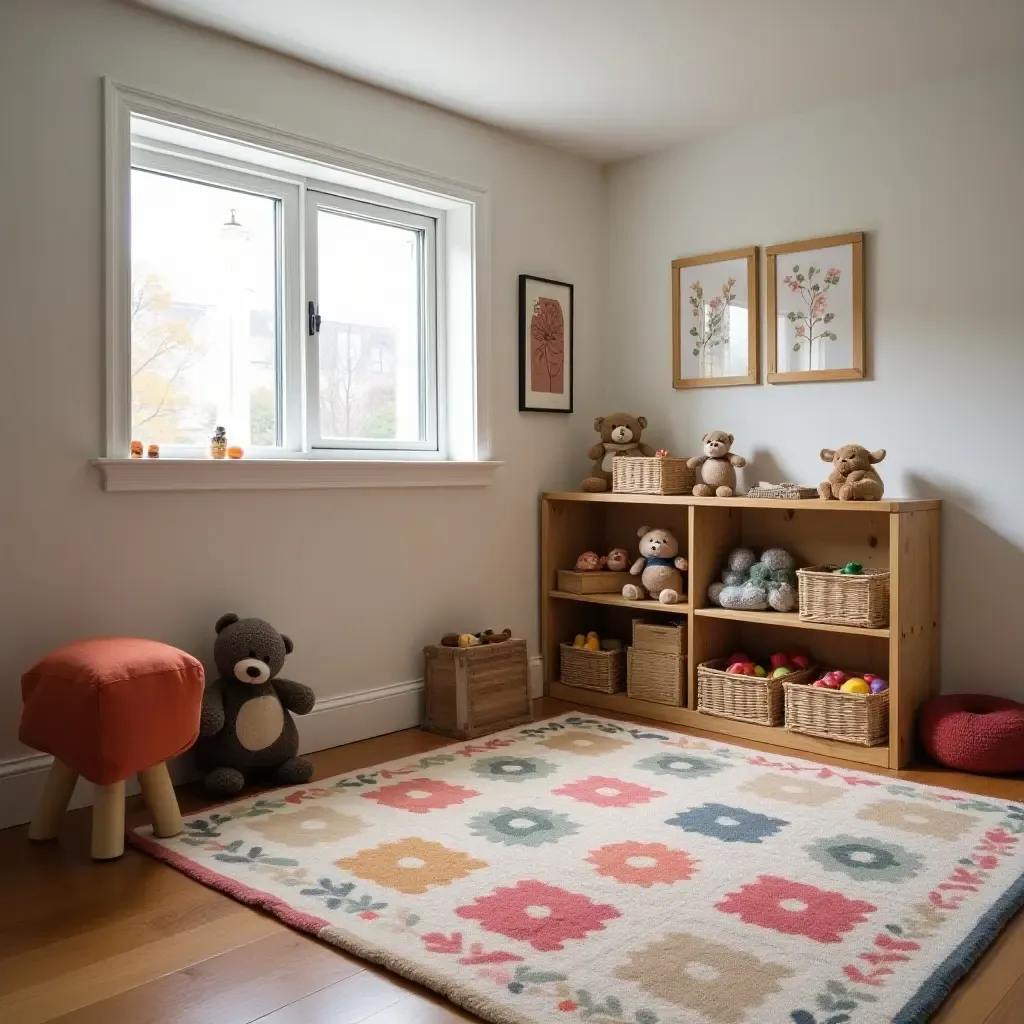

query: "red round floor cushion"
left=919, top=694, right=1024, bottom=775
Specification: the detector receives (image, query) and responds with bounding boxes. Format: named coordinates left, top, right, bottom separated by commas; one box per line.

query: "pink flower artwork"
left=552, top=775, right=665, bottom=808
left=361, top=778, right=480, bottom=814
left=456, top=879, right=620, bottom=951
left=530, top=297, right=565, bottom=395
left=783, top=263, right=841, bottom=366
left=716, top=874, right=875, bottom=943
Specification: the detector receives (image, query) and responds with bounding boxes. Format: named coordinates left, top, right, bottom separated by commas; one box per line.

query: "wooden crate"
left=557, top=569, right=632, bottom=594
left=628, top=648, right=686, bottom=706
left=423, top=639, right=531, bottom=740
left=633, top=620, right=687, bottom=656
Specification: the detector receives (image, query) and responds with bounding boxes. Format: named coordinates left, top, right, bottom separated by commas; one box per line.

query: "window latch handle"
left=308, top=300, right=322, bottom=336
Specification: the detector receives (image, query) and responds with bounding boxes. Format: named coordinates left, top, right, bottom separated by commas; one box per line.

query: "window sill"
left=91, top=458, right=502, bottom=492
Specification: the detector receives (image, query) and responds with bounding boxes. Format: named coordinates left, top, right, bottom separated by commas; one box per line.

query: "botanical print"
left=782, top=263, right=840, bottom=370
left=134, top=714, right=1024, bottom=1024
left=687, top=276, right=736, bottom=378
left=529, top=298, right=565, bottom=395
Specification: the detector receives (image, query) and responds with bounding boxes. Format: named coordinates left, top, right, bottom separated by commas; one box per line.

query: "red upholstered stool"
left=20, top=638, right=204, bottom=859
left=919, top=694, right=1024, bottom=776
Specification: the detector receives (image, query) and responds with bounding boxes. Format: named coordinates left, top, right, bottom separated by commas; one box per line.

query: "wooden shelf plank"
left=693, top=607, right=890, bottom=637
left=542, top=492, right=939, bottom=513
left=549, top=590, right=690, bottom=614
left=548, top=682, right=890, bottom=767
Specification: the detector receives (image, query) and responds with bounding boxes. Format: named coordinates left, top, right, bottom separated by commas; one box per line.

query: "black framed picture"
left=518, top=274, right=573, bottom=413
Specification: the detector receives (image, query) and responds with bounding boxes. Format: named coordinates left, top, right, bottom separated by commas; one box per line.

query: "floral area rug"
left=130, top=714, right=1024, bottom=1024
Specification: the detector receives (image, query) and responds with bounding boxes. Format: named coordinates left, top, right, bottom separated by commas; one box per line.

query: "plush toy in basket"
left=818, top=445, right=886, bottom=501
left=707, top=547, right=798, bottom=612
left=581, top=412, right=654, bottom=493
left=622, top=526, right=688, bottom=604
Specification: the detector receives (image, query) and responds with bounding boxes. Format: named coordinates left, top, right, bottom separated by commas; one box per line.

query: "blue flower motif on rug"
left=805, top=834, right=924, bottom=883
left=471, top=756, right=558, bottom=783
left=468, top=806, right=581, bottom=847
left=635, top=753, right=728, bottom=780
left=667, top=802, right=789, bottom=843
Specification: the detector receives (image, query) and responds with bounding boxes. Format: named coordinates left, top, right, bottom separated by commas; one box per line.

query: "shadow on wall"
left=741, top=448, right=789, bottom=494
left=906, top=474, right=1023, bottom=700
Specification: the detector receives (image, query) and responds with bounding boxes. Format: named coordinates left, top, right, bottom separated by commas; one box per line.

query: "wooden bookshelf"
left=540, top=492, right=940, bottom=769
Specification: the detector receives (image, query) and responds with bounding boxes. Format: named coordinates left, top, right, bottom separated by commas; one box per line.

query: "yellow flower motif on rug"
left=857, top=799, right=980, bottom=841
left=337, top=837, right=488, bottom=895
left=535, top=730, right=631, bottom=756
left=249, top=805, right=366, bottom=847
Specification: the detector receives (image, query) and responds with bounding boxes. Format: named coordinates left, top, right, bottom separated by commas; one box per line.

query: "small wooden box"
left=632, top=620, right=687, bottom=656
left=423, top=639, right=531, bottom=740
left=557, top=569, right=632, bottom=594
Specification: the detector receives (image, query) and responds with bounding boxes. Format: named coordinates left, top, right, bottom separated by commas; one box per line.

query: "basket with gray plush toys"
left=707, top=547, right=799, bottom=612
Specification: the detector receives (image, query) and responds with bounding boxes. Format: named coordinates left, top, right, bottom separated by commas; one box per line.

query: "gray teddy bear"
left=708, top=547, right=798, bottom=612
left=193, top=614, right=316, bottom=797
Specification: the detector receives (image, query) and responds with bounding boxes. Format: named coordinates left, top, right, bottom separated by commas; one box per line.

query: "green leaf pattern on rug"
left=299, top=876, right=388, bottom=914
left=211, top=840, right=299, bottom=867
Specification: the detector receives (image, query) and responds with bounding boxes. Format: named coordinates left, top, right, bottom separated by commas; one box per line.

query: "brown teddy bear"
left=581, top=412, right=655, bottom=492
left=818, top=445, right=886, bottom=501
left=686, top=431, right=746, bottom=497
left=622, top=526, right=688, bottom=604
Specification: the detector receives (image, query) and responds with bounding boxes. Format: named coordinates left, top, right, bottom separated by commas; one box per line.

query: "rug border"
left=128, top=711, right=1024, bottom=1024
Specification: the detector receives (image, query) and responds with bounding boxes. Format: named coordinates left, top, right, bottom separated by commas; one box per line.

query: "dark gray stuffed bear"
left=194, top=614, right=316, bottom=797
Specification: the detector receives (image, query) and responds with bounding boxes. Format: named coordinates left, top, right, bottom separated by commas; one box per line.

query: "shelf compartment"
left=694, top=607, right=889, bottom=637
left=548, top=682, right=890, bottom=767
left=550, top=590, right=690, bottom=614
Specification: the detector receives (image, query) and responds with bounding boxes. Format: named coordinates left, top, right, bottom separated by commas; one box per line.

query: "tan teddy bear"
left=581, top=412, right=655, bottom=492
left=818, top=445, right=886, bottom=501
left=622, top=526, right=688, bottom=604
left=686, top=431, right=746, bottom=497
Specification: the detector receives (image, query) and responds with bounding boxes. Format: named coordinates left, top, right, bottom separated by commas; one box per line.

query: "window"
left=105, top=83, right=488, bottom=468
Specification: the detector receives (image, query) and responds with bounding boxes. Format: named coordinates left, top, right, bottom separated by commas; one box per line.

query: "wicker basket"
left=785, top=682, right=889, bottom=746
left=627, top=649, right=686, bottom=706
left=560, top=643, right=625, bottom=693
left=632, top=620, right=687, bottom=656
left=697, top=659, right=817, bottom=726
left=613, top=457, right=694, bottom=495
left=746, top=483, right=820, bottom=500
left=797, top=565, right=890, bottom=628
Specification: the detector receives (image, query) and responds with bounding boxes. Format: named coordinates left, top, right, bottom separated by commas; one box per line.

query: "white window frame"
left=101, top=80, right=493, bottom=487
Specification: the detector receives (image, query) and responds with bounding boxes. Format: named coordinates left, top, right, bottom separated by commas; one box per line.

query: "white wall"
left=607, top=66, right=1024, bottom=697
left=0, top=0, right=606, bottom=787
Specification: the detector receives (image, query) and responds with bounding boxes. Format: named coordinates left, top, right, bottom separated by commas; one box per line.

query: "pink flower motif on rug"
left=587, top=841, right=698, bottom=887
left=716, top=874, right=876, bottom=943
left=361, top=777, right=479, bottom=814
left=552, top=775, right=665, bottom=808
left=456, top=879, right=621, bottom=951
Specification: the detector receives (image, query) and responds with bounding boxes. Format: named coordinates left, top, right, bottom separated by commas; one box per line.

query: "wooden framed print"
left=767, top=231, right=864, bottom=384
left=672, top=246, right=759, bottom=388
left=518, top=274, right=573, bottom=412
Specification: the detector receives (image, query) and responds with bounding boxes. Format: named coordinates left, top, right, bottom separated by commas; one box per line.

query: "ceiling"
left=135, top=0, right=1024, bottom=162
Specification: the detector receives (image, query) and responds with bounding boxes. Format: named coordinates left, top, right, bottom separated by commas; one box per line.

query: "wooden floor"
left=2, top=697, right=1023, bottom=1024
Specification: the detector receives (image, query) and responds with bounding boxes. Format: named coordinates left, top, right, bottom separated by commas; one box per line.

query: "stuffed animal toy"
left=687, top=431, right=746, bottom=497
left=194, top=614, right=316, bottom=797
left=575, top=551, right=607, bottom=571
left=605, top=547, right=631, bottom=571
left=818, top=445, right=886, bottom=501
left=708, top=547, right=798, bottom=612
left=582, top=412, right=655, bottom=492
left=622, top=526, right=688, bottom=604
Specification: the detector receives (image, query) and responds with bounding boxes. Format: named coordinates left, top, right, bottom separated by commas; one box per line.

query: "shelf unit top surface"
left=543, top=492, right=939, bottom=513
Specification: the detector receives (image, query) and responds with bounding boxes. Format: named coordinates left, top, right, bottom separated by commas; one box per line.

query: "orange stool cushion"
left=20, top=638, right=205, bottom=785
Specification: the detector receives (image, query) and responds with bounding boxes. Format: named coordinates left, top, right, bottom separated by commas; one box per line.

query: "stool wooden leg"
left=28, top=758, right=78, bottom=842
left=138, top=762, right=182, bottom=838
left=91, top=780, right=125, bottom=860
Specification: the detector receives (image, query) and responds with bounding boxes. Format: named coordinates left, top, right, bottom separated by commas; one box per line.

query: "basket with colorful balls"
left=811, top=669, right=889, bottom=694
left=724, top=651, right=812, bottom=679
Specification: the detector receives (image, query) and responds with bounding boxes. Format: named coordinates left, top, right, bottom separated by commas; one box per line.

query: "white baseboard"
left=0, top=655, right=543, bottom=831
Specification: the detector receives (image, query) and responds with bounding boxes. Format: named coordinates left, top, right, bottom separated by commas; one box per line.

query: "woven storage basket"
left=613, top=457, right=694, bottom=495
left=784, top=682, right=889, bottom=746
left=697, top=659, right=817, bottom=726
left=560, top=644, right=625, bottom=694
left=627, top=648, right=686, bottom=706
left=797, top=565, right=890, bottom=628
left=632, top=620, right=687, bottom=656
left=746, top=483, right=820, bottom=500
